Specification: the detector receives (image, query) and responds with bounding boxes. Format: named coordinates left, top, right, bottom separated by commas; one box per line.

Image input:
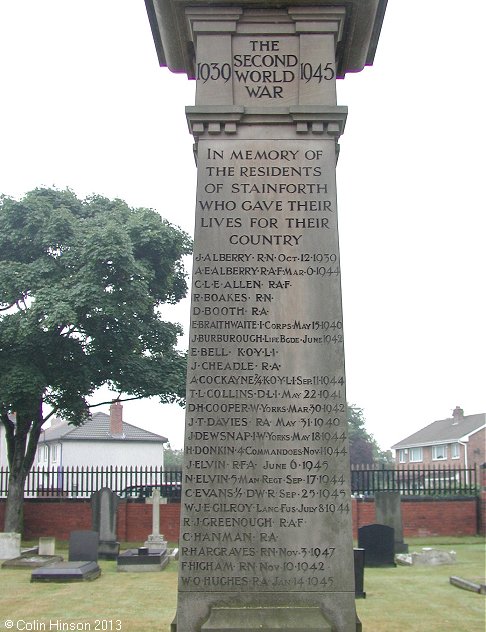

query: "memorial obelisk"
left=146, top=2, right=387, bottom=630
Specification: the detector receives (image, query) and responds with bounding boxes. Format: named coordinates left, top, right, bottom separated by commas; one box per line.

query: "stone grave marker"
left=144, top=488, right=168, bottom=551
left=375, top=491, right=408, bottom=553
left=358, top=524, right=396, bottom=568
left=38, top=537, right=56, bottom=556
left=91, top=487, right=120, bottom=559
left=145, top=0, right=387, bottom=629
left=0, top=532, right=20, bottom=560
left=353, top=548, right=366, bottom=599
left=69, top=530, right=99, bottom=562
left=31, top=531, right=101, bottom=582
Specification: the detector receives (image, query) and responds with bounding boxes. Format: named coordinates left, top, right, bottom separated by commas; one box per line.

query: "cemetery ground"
left=0, top=538, right=483, bottom=632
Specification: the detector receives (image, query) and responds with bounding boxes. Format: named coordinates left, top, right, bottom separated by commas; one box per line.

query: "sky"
left=0, top=1, right=484, bottom=452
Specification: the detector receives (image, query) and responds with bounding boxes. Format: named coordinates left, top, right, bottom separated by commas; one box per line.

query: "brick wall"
left=0, top=500, right=181, bottom=542
left=0, top=496, right=479, bottom=541
left=351, top=496, right=478, bottom=538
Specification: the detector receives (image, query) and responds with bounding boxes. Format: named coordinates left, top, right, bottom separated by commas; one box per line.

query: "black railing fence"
left=0, top=464, right=478, bottom=499
left=351, top=463, right=478, bottom=496
left=0, top=466, right=182, bottom=500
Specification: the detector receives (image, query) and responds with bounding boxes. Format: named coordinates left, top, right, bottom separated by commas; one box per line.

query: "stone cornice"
left=146, top=0, right=388, bottom=79
left=186, top=105, right=347, bottom=138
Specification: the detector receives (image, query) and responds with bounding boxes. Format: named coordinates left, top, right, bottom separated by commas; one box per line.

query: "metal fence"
left=350, top=464, right=478, bottom=496
left=0, top=466, right=182, bottom=500
left=0, top=464, right=479, bottom=499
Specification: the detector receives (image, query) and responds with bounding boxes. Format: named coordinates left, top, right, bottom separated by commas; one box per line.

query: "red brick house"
left=392, top=406, right=485, bottom=471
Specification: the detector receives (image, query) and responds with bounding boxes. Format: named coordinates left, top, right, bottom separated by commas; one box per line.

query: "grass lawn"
left=0, top=538, right=484, bottom=631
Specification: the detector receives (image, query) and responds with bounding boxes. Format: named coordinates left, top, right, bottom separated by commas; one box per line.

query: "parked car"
left=119, top=482, right=181, bottom=502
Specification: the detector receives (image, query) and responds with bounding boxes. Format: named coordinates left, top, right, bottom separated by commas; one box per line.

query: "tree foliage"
left=0, top=188, right=192, bottom=531
left=347, top=404, right=390, bottom=465
left=163, top=443, right=184, bottom=470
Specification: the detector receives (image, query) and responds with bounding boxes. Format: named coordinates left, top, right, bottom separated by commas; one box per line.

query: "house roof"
left=39, top=412, right=168, bottom=444
left=391, top=411, right=485, bottom=449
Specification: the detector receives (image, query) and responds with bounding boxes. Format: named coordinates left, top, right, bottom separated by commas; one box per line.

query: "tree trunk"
left=2, top=403, right=44, bottom=533
left=4, top=469, right=27, bottom=533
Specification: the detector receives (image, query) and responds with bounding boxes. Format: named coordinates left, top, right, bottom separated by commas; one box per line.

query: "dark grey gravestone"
left=31, top=561, right=101, bottom=582
left=358, top=524, right=396, bottom=567
left=91, top=487, right=120, bottom=559
left=375, top=491, right=408, bottom=553
left=69, top=530, right=99, bottom=562
left=353, top=548, right=366, bottom=598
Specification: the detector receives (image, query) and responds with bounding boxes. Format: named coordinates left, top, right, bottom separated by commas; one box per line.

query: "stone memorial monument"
left=145, top=488, right=168, bottom=551
left=91, top=487, right=120, bottom=560
left=374, top=491, right=408, bottom=553
left=145, top=1, right=387, bottom=630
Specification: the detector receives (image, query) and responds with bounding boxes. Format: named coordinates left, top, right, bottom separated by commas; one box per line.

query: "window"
left=451, top=442, right=460, bottom=459
left=432, top=444, right=447, bottom=460
left=51, top=445, right=58, bottom=462
left=37, top=445, right=48, bottom=463
left=398, top=449, right=406, bottom=463
left=409, top=447, right=423, bottom=462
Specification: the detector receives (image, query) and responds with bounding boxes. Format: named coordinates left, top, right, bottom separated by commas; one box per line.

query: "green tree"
left=163, top=443, right=184, bottom=470
left=347, top=404, right=390, bottom=465
left=0, top=188, right=192, bottom=532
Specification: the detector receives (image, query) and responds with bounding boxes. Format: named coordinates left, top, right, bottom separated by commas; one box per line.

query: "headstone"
left=144, top=489, right=168, bottom=551
left=31, top=561, right=101, bottom=582
left=358, top=524, right=396, bottom=567
left=374, top=491, right=408, bottom=553
left=145, top=1, right=387, bottom=630
left=38, top=537, right=56, bottom=556
left=69, top=530, right=99, bottom=562
left=0, top=532, right=21, bottom=560
left=353, top=548, right=366, bottom=599
left=91, top=487, right=120, bottom=559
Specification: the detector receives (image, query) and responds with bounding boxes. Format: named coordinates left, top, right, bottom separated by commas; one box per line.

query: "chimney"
left=110, top=401, right=124, bottom=437
left=452, top=406, right=464, bottom=425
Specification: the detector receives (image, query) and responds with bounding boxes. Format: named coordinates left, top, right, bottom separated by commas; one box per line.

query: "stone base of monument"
left=172, top=607, right=362, bottom=631
left=116, top=546, right=169, bottom=572
left=2, top=554, right=63, bottom=569
left=98, top=540, right=120, bottom=560
left=144, top=534, right=167, bottom=550
left=31, top=561, right=101, bottom=582
left=200, top=607, right=332, bottom=632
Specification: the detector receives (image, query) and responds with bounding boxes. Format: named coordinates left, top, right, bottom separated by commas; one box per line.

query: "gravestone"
left=145, top=1, right=387, bottom=630
left=91, top=487, right=120, bottom=560
left=353, top=548, right=366, bottom=599
left=144, top=488, right=168, bottom=551
left=31, top=531, right=101, bottom=582
left=358, top=524, right=396, bottom=568
left=375, top=491, right=408, bottom=553
left=38, top=537, right=56, bottom=556
left=69, top=530, right=99, bottom=562
left=0, top=532, right=20, bottom=560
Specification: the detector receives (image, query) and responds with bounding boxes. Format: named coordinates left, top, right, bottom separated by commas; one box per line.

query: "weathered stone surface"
left=146, top=3, right=385, bottom=631
left=375, top=491, right=408, bottom=553
left=91, top=487, right=120, bottom=559
left=38, top=537, right=56, bottom=556
left=396, top=548, right=457, bottom=567
left=0, top=532, right=21, bottom=560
